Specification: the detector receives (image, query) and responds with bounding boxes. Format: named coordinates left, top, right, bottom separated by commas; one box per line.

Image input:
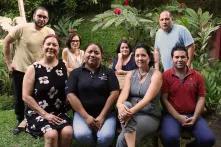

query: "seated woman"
left=22, top=34, right=73, bottom=147
left=116, top=43, right=162, bottom=147
left=112, top=40, right=136, bottom=75
left=62, top=31, right=84, bottom=75
left=66, top=43, right=120, bottom=147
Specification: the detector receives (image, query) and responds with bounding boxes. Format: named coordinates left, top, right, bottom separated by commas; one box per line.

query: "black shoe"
left=13, top=127, right=22, bottom=135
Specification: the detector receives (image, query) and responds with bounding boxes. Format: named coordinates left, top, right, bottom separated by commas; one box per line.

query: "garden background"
left=0, top=0, right=221, bottom=146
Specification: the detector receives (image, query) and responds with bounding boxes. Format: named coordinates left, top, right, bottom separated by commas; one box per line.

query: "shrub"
left=0, top=43, right=12, bottom=96
left=0, top=94, right=14, bottom=110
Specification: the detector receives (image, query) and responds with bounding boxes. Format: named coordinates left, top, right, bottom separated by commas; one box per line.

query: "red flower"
left=114, top=8, right=122, bottom=15
left=123, top=0, right=129, bottom=6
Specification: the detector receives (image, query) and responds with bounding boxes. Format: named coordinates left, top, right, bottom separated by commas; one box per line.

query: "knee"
left=198, top=134, right=216, bottom=146
left=97, top=131, right=115, bottom=145
left=44, top=129, right=58, bottom=142
left=61, top=126, right=73, bottom=139
left=74, top=130, right=93, bottom=144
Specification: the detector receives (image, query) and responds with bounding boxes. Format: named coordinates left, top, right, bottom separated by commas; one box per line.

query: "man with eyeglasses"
left=3, top=6, right=55, bottom=135
left=154, top=10, right=195, bottom=71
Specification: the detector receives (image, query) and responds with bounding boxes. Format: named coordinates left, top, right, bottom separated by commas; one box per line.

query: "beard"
left=34, top=20, right=46, bottom=28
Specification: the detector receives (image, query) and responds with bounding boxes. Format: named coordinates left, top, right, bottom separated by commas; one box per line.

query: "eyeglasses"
left=71, top=40, right=80, bottom=43
left=37, top=14, right=48, bottom=19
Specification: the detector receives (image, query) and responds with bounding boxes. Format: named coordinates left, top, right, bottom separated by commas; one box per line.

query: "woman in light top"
left=112, top=40, right=136, bottom=75
left=62, top=31, right=84, bottom=75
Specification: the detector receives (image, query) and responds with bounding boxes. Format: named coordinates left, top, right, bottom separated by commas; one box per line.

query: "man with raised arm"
left=3, top=6, right=54, bottom=134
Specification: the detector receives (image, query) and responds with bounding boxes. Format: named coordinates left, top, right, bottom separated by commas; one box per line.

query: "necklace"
left=138, top=70, right=148, bottom=80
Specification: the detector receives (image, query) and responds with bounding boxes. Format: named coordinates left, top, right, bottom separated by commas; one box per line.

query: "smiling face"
left=43, top=36, right=59, bottom=59
left=172, top=50, right=188, bottom=69
left=135, top=47, right=150, bottom=69
left=33, top=9, right=49, bottom=29
left=70, top=35, right=80, bottom=50
left=84, top=44, right=102, bottom=68
left=159, top=11, right=173, bottom=32
left=120, top=42, right=130, bottom=57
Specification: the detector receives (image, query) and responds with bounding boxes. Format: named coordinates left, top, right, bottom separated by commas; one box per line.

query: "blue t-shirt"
left=154, top=24, right=194, bottom=70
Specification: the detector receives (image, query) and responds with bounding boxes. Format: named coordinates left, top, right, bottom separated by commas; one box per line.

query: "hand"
left=95, top=115, right=105, bottom=130
left=117, top=104, right=132, bottom=123
left=44, top=113, right=64, bottom=125
left=177, top=114, right=189, bottom=126
left=183, top=116, right=197, bottom=126
left=7, top=63, right=16, bottom=72
left=85, top=115, right=96, bottom=129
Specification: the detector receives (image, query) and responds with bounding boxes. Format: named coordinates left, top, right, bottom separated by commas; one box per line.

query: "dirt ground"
left=207, top=114, right=221, bottom=147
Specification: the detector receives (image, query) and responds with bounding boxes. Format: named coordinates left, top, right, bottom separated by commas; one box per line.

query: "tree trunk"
left=18, top=0, right=26, bottom=23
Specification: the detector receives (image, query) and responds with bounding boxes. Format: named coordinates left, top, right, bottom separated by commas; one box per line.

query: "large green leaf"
left=102, top=17, right=118, bottom=29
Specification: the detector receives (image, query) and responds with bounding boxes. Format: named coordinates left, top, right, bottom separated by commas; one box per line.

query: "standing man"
left=154, top=10, right=195, bottom=71
left=3, top=6, right=55, bottom=134
left=160, top=45, right=215, bottom=147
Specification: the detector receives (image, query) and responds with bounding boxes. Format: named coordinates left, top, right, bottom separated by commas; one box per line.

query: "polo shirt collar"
left=81, top=63, right=102, bottom=74
left=171, top=66, right=194, bottom=79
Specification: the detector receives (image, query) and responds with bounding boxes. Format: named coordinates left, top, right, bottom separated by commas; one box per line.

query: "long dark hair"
left=134, top=43, right=154, bottom=67
left=116, top=39, right=132, bottom=54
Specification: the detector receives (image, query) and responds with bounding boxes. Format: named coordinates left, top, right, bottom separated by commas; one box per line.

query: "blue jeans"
left=73, top=112, right=116, bottom=147
left=160, top=114, right=215, bottom=147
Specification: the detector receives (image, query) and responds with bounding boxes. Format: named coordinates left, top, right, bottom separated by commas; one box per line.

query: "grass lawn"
left=0, top=110, right=44, bottom=147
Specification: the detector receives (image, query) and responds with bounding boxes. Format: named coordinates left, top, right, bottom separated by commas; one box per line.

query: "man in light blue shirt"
left=154, top=10, right=195, bottom=71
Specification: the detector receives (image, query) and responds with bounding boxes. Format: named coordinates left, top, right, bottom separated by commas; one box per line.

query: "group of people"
left=3, top=6, right=215, bottom=147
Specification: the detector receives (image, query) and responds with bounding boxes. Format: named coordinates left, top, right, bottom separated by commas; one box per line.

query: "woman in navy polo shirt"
left=66, top=43, right=120, bottom=147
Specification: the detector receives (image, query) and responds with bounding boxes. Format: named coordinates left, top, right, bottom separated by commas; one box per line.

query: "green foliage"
left=0, top=95, right=14, bottom=110
left=177, top=8, right=219, bottom=64
left=78, top=16, right=127, bottom=62
left=91, top=4, right=155, bottom=46
left=195, top=62, right=221, bottom=112
left=53, top=17, right=84, bottom=47
left=0, top=44, right=12, bottom=95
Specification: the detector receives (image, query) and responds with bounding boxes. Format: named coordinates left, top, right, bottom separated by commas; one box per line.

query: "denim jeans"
left=160, top=113, right=215, bottom=147
left=73, top=112, right=116, bottom=147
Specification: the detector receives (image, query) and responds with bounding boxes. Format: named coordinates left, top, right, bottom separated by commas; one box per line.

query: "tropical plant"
left=91, top=4, right=156, bottom=46
left=196, top=61, right=221, bottom=112
left=0, top=44, right=12, bottom=95
left=177, top=8, right=219, bottom=64
left=53, top=17, right=84, bottom=47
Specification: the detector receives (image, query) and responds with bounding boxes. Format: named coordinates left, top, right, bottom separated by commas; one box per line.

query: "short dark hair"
left=85, top=43, right=103, bottom=54
left=116, top=39, right=132, bottom=54
left=171, top=44, right=188, bottom=58
left=134, top=43, right=154, bottom=67
left=66, top=31, right=81, bottom=49
left=33, top=6, right=48, bottom=16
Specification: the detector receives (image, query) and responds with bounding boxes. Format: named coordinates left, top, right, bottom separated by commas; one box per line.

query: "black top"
left=25, top=60, right=71, bottom=137
left=112, top=54, right=137, bottom=71
left=66, top=64, right=120, bottom=117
